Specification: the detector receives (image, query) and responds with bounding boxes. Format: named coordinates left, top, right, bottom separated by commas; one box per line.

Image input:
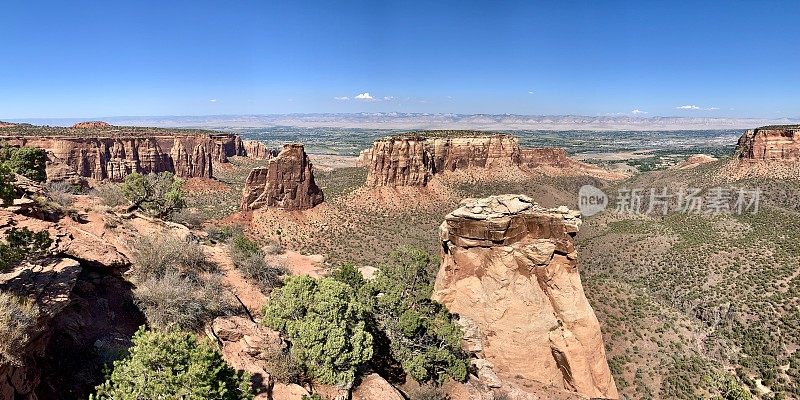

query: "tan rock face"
left=433, top=194, right=618, bottom=399
left=210, top=316, right=283, bottom=393
left=241, top=140, right=275, bottom=159
left=1, top=135, right=220, bottom=181
left=241, top=144, right=324, bottom=210
left=736, top=126, right=800, bottom=160
left=364, top=134, right=613, bottom=187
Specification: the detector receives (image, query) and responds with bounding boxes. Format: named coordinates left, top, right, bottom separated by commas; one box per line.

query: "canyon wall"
left=1, top=135, right=219, bottom=181
left=241, top=144, right=324, bottom=211
left=363, top=134, right=608, bottom=186
left=736, top=125, right=800, bottom=160
left=0, top=133, right=272, bottom=182
left=433, top=194, right=618, bottom=399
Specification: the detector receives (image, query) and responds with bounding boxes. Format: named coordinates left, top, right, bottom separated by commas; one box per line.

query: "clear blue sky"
left=1, top=0, right=798, bottom=118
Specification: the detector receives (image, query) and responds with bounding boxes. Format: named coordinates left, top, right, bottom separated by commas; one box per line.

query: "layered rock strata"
left=363, top=134, right=602, bottom=186
left=241, top=144, right=324, bottom=211
left=1, top=130, right=272, bottom=181
left=736, top=125, right=800, bottom=160
left=433, top=194, right=618, bottom=399
left=1, top=136, right=215, bottom=181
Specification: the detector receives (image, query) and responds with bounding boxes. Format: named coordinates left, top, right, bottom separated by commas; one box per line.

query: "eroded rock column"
left=433, top=194, right=618, bottom=399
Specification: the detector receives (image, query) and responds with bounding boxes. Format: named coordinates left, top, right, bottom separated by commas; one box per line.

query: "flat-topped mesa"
left=71, top=121, right=112, bottom=129
left=364, top=134, right=519, bottom=187
left=736, top=125, right=800, bottom=160
left=433, top=194, right=618, bottom=399
left=241, top=144, right=324, bottom=211
left=363, top=132, right=598, bottom=187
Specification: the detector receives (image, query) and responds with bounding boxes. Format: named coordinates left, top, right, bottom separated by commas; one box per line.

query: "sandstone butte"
left=0, top=122, right=272, bottom=182
left=361, top=133, right=618, bottom=186
left=241, top=143, right=324, bottom=211
left=433, top=194, right=619, bottom=399
left=736, top=125, right=800, bottom=160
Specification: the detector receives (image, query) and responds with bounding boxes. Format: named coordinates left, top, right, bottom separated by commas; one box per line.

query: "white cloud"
left=355, top=92, right=374, bottom=100
left=334, top=96, right=349, bottom=101
left=706, top=107, right=720, bottom=110
left=528, top=91, right=535, bottom=94
left=631, top=109, right=648, bottom=115
left=677, top=105, right=700, bottom=110
left=209, top=99, right=217, bottom=103
left=383, top=96, right=395, bottom=101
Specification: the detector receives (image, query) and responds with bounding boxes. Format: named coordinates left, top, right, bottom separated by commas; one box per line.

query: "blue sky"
left=1, top=0, right=798, bottom=118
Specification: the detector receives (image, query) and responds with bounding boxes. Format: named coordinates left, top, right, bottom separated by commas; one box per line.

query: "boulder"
left=210, top=316, right=284, bottom=392
left=351, top=374, right=404, bottom=400
left=433, top=194, right=618, bottom=399
left=271, top=383, right=310, bottom=400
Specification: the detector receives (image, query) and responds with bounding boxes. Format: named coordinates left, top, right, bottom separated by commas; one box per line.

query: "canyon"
left=433, top=194, right=618, bottom=399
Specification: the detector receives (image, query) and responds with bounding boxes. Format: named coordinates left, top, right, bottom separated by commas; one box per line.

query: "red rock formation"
left=519, top=147, right=573, bottom=168
left=365, top=136, right=432, bottom=186
left=433, top=194, right=618, bottom=399
left=210, top=134, right=242, bottom=163
left=428, top=135, right=520, bottom=172
left=736, top=125, right=800, bottom=160
left=364, top=133, right=620, bottom=186
left=241, top=144, right=324, bottom=210
left=0, top=136, right=215, bottom=181
left=241, top=140, right=275, bottom=159
left=71, top=121, right=112, bottom=129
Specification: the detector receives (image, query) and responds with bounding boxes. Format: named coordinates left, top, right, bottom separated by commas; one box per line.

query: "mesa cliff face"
left=0, top=130, right=272, bottom=182
left=2, top=136, right=216, bottom=181
left=433, top=194, right=618, bottom=399
left=736, top=125, right=800, bottom=160
left=241, top=144, right=324, bottom=211
left=364, top=133, right=614, bottom=186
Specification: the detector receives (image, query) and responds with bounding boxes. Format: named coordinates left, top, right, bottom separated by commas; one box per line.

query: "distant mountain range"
left=9, top=113, right=800, bottom=131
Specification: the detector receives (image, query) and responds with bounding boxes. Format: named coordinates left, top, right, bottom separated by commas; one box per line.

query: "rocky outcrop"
left=0, top=189, right=146, bottom=399
left=0, top=130, right=270, bottom=182
left=519, top=148, right=573, bottom=168
left=241, top=144, right=324, bottom=211
left=71, top=121, right=112, bottom=129
left=433, top=194, right=618, bottom=399
left=0, top=135, right=215, bottom=181
left=241, top=140, right=275, bottom=159
left=209, top=316, right=284, bottom=395
left=365, top=136, right=432, bottom=186
left=736, top=125, right=800, bottom=160
left=673, top=154, right=719, bottom=170
left=364, top=133, right=615, bottom=186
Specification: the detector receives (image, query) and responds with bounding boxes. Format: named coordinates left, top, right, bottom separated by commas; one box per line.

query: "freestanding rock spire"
left=240, top=144, right=324, bottom=211
left=432, top=194, right=618, bottom=399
